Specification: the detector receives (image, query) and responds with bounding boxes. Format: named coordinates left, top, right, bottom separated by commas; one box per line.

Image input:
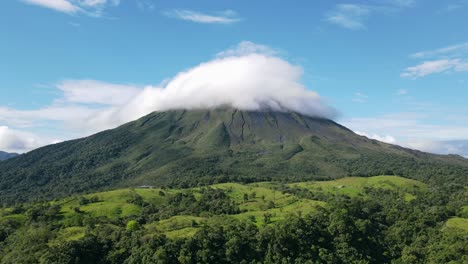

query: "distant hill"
left=0, top=108, right=467, bottom=204
left=0, top=151, right=18, bottom=161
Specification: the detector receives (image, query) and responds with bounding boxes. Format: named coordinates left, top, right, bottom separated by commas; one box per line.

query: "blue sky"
left=1, top=0, right=468, bottom=156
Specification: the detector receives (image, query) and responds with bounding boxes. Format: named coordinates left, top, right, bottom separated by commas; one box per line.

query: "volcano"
left=1, top=108, right=467, bottom=204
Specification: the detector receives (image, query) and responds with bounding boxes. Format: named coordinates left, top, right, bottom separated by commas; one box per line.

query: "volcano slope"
left=0, top=108, right=467, bottom=204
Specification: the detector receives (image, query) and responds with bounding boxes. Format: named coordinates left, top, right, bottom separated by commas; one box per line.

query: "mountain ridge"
left=0, top=108, right=466, bottom=204
left=0, top=151, right=18, bottom=161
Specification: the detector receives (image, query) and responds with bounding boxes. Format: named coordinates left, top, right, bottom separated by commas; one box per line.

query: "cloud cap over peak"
left=0, top=42, right=336, bottom=152
left=86, top=50, right=337, bottom=131
left=156, top=54, right=334, bottom=116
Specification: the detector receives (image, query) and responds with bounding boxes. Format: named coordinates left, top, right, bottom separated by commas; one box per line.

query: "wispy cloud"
left=356, top=126, right=468, bottom=157
left=439, top=4, right=463, bottom=13
left=326, top=4, right=370, bottom=30
left=352, top=92, right=369, bottom=103
left=343, top=92, right=468, bottom=157
left=437, top=0, right=466, bottom=13
left=355, top=131, right=397, bottom=144
left=217, top=41, right=277, bottom=58
left=397, top=89, right=408, bottom=95
left=136, top=0, right=155, bottom=11
left=344, top=115, right=468, bottom=141
left=164, top=9, right=241, bottom=24
left=344, top=114, right=468, bottom=157
left=384, top=0, right=416, bottom=7
left=57, top=80, right=140, bottom=105
left=325, top=1, right=415, bottom=30
left=406, top=139, right=468, bottom=157
left=401, top=59, right=468, bottom=78
left=20, top=0, right=120, bottom=16
left=402, top=42, right=468, bottom=78
left=22, top=0, right=80, bottom=13
left=410, top=42, right=468, bottom=59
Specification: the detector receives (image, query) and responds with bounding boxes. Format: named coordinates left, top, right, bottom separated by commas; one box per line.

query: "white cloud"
left=217, top=41, right=277, bottom=58
left=326, top=4, right=370, bottom=30
left=82, top=53, right=336, bottom=132
left=403, top=42, right=468, bottom=78
left=355, top=126, right=468, bottom=157
left=355, top=131, right=397, bottom=144
left=343, top=111, right=468, bottom=157
left=20, top=0, right=119, bottom=16
left=325, top=1, right=416, bottom=30
left=57, top=80, right=140, bottom=105
left=397, top=89, right=408, bottom=95
left=164, top=9, right=241, bottom=24
left=401, top=59, right=468, bottom=78
left=410, top=42, right=468, bottom=59
left=0, top=126, right=46, bottom=153
left=0, top=105, right=96, bottom=127
left=344, top=115, right=468, bottom=141
left=0, top=42, right=336, bottom=151
left=405, top=140, right=468, bottom=157
left=80, top=0, right=119, bottom=7
left=22, top=0, right=80, bottom=13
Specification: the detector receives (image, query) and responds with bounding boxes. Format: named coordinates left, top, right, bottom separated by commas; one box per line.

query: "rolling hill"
left=0, top=108, right=467, bottom=204
left=0, top=176, right=426, bottom=240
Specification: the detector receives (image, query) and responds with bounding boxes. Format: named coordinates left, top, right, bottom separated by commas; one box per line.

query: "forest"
left=0, top=175, right=466, bottom=264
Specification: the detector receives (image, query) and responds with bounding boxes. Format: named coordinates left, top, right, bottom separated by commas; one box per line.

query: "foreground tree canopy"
left=0, top=175, right=466, bottom=263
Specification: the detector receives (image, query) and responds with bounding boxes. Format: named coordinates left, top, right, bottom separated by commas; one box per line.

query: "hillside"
left=0, top=108, right=467, bottom=204
left=0, top=151, right=18, bottom=161
left=0, top=176, right=466, bottom=263
left=0, top=176, right=425, bottom=240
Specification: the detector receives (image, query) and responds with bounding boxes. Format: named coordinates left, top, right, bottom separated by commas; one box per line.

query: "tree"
left=126, top=220, right=141, bottom=232
left=263, top=213, right=272, bottom=226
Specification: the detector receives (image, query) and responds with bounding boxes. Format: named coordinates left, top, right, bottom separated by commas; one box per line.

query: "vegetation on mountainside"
left=0, top=176, right=466, bottom=263
left=1, top=109, right=468, bottom=205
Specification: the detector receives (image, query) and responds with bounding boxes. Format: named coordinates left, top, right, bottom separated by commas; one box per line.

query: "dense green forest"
left=1, top=176, right=466, bottom=263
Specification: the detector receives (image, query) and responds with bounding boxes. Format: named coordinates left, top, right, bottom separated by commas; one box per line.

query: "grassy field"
left=233, top=199, right=326, bottom=226
left=289, top=175, right=426, bottom=201
left=30, top=175, right=458, bottom=240
left=57, top=188, right=179, bottom=221
left=51, top=226, right=87, bottom=245
left=444, top=217, right=468, bottom=234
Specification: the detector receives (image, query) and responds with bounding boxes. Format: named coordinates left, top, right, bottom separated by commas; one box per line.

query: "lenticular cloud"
left=84, top=53, right=337, bottom=131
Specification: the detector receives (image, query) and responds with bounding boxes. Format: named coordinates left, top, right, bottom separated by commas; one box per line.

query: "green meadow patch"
left=52, top=227, right=86, bottom=244
left=444, top=217, right=468, bottom=234
left=289, top=175, right=425, bottom=200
